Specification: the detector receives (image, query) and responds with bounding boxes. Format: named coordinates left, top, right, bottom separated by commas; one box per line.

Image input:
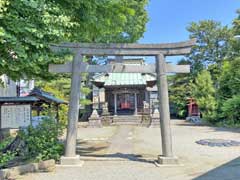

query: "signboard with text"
left=1, top=105, right=31, bottom=129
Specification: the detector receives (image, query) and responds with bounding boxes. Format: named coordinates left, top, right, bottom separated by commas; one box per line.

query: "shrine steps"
left=111, top=115, right=150, bottom=126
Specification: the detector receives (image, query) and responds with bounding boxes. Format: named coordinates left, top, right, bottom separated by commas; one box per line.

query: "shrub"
left=0, top=137, right=17, bottom=168
left=0, top=151, right=17, bottom=168
left=19, top=118, right=64, bottom=161
left=0, top=136, right=14, bottom=150
left=221, top=95, right=240, bottom=125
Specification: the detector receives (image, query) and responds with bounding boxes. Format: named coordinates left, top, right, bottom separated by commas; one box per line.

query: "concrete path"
left=21, top=120, right=240, bottom=180
left=107, top=125, right=134, bottom=155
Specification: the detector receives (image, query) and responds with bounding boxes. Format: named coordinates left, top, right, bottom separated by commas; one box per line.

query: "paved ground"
left=22, top=120, right=240, bottom=180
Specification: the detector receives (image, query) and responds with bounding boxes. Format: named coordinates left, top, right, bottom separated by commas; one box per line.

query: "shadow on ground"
left=81, top=152, right=154, bottom=164
left=193, top=157, right=240, bottom=180
left=76, top=140, right=108, bottom=155
left=76, top=139, right=154, bottom=164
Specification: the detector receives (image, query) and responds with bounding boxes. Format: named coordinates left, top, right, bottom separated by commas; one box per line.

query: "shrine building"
left=91, top=58, right=159, bottom=117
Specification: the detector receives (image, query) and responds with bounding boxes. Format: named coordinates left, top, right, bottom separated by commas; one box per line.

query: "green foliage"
left=0, top=151, right=16, bottom=168
left=169, top=81, right=189, bottom=118
left=0, top=0, right=148, bottom=80
left=232, top=9, right=240, bottom=56
left=0, top=0, right=72, bottom=80
left=0, top=136, right=13, bottom=150
left=63, top=0, right=148, bottom=43
left=218, top=58, right=240, bottom=99
left=191, top=70, right=217, bottom=121
left=220, top=95, right=240, bottom=125
left=37, top=81, right=69, bottom=125
left=0, top=136, right=16, bottom=168
left=36, top=75, right=92, bottom=124
left=170, top=13, right=240, bottom=126
left=187, top=20, right=232, bottom=78
left=19, top=118, right=64, bottom=161
left=169, top=59, right=192, bottom=118
left=171, top=20, right=232, bottom=121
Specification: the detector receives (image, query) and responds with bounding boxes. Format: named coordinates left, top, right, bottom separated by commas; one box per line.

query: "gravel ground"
left=21, top=120, right=240, bottom=180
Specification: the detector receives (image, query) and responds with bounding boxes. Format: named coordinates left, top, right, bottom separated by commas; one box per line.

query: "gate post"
left=60, top=51, right=84, bottom=166
left=155, top=54, right=178, bottom=164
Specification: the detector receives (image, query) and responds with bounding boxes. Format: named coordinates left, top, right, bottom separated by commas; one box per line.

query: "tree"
left=0, top=0, right=73, bottom=80
left=186, top=20, right=232, bottom=78
left=218, top=57, right=240, bottom=100
left=232, top=9, right=240, bottom=56
left=221, top=95, right=240, bottom=125
left=36, top=75, right=93, bottom=124
left=169, top=59, right=192, bottom=118
left=63, top=0, right=148, bottom=43
left=211, top=10, right=240, bottom=126
left=169, top=20, right=231, bottom=118
left=191, top=70, right=217, bottom=121
left=0, top=0, right=148, bottom=80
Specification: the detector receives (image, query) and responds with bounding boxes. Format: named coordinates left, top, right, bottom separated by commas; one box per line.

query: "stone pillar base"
left=101, top=116, right=112, bottom=126
left=60, top=155, right=84, bottom=166
left=102, top=110, right=110, bottom=117
left=88, top=118, right=102, bottom=128
left=157, top=155, right=178, bottom=165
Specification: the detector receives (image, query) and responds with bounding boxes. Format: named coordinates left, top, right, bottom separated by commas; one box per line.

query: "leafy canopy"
left=187, top=20, right=232, bottom=78
left=0, top=0, right=148, bottom=80
left=218, top=57, right=240, bottom=100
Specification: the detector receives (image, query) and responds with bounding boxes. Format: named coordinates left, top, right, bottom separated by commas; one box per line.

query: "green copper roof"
left=93, top=73, right=156, bottom=86
left=105, top=73, right=145, bottom=86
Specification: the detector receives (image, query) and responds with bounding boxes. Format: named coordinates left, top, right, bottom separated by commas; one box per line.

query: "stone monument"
left=149, top=105, right=160, bottom=127
left=88, top=106, right=102, bottom=128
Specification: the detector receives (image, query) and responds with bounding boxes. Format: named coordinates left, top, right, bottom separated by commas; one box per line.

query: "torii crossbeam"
left=49, top=62, right=190, bottom=74
left=49, top=39, right=196, bottom=166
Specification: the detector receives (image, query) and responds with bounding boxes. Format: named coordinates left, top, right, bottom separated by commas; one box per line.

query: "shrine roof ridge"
left=29, top=88, right=67, bottom=104
left=0, top=96, right=38, bottom=103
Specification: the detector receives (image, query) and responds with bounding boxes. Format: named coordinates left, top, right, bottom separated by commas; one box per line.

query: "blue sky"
left=139, top=0, right=240, bottom=63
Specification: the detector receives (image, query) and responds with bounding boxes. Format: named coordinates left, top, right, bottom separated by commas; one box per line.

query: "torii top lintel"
left=50, top=39, right=196, bottom=56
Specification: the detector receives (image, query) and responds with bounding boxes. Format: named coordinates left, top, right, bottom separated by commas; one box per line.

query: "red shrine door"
left=117, top=93, right=135, bottom=110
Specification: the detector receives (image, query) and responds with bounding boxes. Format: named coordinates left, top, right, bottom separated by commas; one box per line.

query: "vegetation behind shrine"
left=169, top=12, right=240, bottom=126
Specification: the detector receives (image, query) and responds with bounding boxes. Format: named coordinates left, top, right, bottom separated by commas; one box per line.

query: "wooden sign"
left=1, top=105, right=31, bottom=129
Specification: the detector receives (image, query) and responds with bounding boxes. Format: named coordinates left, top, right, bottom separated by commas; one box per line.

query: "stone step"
left=112, top=115, right=142, bottom=118
left=107, top=115, right=151, bottom=125
left=112, top=118, right=142, bottom=121
left=112, top=122, right=141, bottom=125
left=113, top=120, right=142, bottom=123
left=112, top=122, right=141, bottom=124
left=112, top=116, right=142, bottom=120
left=112, top=122, right=149, bottom=126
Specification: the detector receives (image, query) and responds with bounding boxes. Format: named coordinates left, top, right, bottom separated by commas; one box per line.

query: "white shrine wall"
left=0, top=75, right=17, bottom=97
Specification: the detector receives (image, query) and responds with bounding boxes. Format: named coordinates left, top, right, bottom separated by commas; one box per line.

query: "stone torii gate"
left=49, top=39, right=196, bottom=166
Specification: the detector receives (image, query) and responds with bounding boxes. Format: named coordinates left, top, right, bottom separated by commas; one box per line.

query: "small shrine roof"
left=0, top=96, right=38, bottom=103
left=92, top=73, right=156, bottom=87
left=29, top=88, right=67, bottom=104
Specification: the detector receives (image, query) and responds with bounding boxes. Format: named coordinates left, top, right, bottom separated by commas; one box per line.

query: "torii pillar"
left=60, top=51, right=84, bottom=166
left=156, top=54, right=177, bottom=164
